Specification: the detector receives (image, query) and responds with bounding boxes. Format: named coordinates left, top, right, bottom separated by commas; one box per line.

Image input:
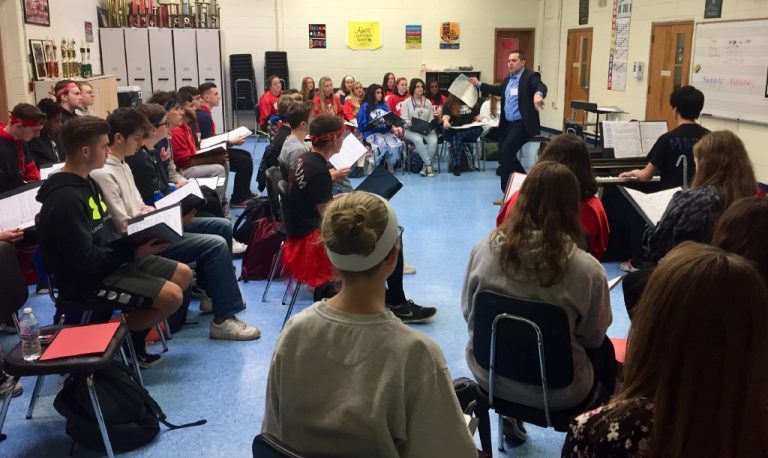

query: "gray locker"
left=124, top=29, right=153, bottom=101
left=99, top=29, right=128, bottom=85
left=196, top=29, right=224, bottom=131
left=149, top=28, right=176, bottom=94
left=173, top=29, right=199, bottom=88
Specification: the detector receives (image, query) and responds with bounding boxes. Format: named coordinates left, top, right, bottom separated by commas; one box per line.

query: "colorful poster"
left=607, top=0, right=632, bottom=91
left=347, top=21, right=381, bottom=50
left=405, top=24, right=422, bottom=49
left=309, top=24, right=326, bottom=49
left=440, top=22, right=460, bottom=49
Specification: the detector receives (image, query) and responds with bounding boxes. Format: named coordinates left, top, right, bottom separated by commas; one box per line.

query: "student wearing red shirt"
left=259, top=75, right=283, bottom=127
left=426, top=79, right=447, bottom=119
left=313, top=76, right=343, bottom=117
left=497, top=135, right=609, bottom=259
left=382, top=72, right=396, bottom=102
left=0, top=104, right=44, bottom=192
left=386, top=77, right=410, bottom=117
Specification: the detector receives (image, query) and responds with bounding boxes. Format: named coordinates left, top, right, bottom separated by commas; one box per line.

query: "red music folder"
left=39, top=322, right=120, bottom=361
left=610, top=337, right=627, bottom=363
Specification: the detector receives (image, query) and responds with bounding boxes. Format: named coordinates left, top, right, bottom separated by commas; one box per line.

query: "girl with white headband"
left=262, top=191, right=478, bottom=457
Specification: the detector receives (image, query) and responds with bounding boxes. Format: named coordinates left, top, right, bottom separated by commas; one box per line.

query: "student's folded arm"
left=576, top=269, right=612, bottom=349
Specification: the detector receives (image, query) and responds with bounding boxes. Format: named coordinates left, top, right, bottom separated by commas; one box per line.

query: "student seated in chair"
left=563, top=242, right=768, bottom=457
left=263, top=191, right=477, bottom=458
left=91, top=108, right=260, bottom=341
left=36, top=116, right=190, bottom=356
left=463, top=161, right=615, bottom=446
left=53, top=80, right=82, bottom=123
left=283, top=114, right=435, bottom=322
left=0, top=103, right=44, bottom=192
left=27, top=99, right=65, bottom=167
left=197, top=82, right=257, bottom=208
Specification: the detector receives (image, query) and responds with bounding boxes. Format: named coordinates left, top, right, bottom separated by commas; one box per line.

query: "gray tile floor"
left=0, top=138, right=630, bottom=457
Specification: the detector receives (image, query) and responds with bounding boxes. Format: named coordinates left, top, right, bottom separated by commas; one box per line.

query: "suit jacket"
left=479, top=68, right=547, bottom=137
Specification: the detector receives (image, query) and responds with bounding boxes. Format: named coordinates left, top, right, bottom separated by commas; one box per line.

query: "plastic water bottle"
left=19, top=307, right=41, bottom=361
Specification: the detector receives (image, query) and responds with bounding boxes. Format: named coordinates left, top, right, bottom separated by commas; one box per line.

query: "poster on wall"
left=84, top=22, right=94, bottom=43
left=704, top=0, right=723, bottom=19
left=347, top=21, right=381, bottom=50
left=309, top=24, right=327, bottom=49
left=440, top=22, right=460, bottom=49
left=607, top=0, right=632, bottom=91
left=23, top=0, right=50, bottom=26
left=405, top=25, right=422, bottom=49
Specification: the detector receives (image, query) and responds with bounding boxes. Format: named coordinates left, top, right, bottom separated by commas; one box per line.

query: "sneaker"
left=232, top=240, right=248, bottom=256
left=419, top=166, right=427, bottom=177
left=403, top=263, right=417, bottom=275
left=199, top=295, right=213, bottom=314
left=502, top=417, right=528, bottom=447
left=619, top=260, right=639, bottom=273
left=210, top=316, right=261, bottom=341
left=388, top=300, right=436, bottom=324
left=137, top=351, right=162, bottom=369
left=0, top=375, right=22, bottom=398
left=425, top=165, right=435, bottom=177
left=451, top=165, right=462, bottom=176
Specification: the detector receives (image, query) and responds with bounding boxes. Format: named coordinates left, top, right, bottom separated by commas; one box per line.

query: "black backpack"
left=232, top=196, right=272, bottom=244
left=53, top=360, right=206, bottom=453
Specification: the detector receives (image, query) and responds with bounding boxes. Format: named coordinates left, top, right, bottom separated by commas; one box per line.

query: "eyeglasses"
left=156, top=121, right=169, bottom=127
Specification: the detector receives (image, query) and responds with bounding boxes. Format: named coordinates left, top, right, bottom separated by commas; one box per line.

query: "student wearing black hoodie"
left=36, top=116, right=191, bottom=335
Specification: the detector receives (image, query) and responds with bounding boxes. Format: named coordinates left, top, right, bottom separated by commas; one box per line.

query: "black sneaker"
left=137, top=352, right=162, bottom=369
left=388, top=300, right=436, bottom=324
left=502, top=417, right=528, bottom=447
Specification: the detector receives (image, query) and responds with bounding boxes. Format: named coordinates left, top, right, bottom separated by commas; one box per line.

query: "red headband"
left=9, top=113, right=43, bottom=127
left=310, top=126, right=345, bottom=145
left=52, top=82, right=78, bottom=97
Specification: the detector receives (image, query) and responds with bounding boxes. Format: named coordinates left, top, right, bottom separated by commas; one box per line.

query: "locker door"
left=124, top=29, right=153, bottom=101
left=173, top=29, right=199, bottom=88
left=196, top=29, right=224, bottom=130
left=99, top=29, right=128, bottom=85
left=149, top=28, right=175, bottom=93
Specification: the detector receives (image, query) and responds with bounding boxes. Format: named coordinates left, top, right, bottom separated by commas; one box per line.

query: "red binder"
left=39, top=322, right=120, bottom=361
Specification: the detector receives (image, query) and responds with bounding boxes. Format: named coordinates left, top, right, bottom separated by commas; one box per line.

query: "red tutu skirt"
left=282, top=230, right=335, bottom=288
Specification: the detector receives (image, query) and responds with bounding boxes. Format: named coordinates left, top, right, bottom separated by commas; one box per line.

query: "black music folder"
left=355, top=165, right=403, bottom=200
left=110, top=203, right=184, bottom=248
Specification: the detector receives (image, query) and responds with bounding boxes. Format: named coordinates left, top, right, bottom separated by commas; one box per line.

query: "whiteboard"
left=690, top=19, right=768, bottom=125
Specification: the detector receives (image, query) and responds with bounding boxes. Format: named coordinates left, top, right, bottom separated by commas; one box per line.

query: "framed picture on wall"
left=23, top=0, right=50, bottom=27
left=29, top=40, right=47, bottom=80
left=97, top=7, right=109, bottom=28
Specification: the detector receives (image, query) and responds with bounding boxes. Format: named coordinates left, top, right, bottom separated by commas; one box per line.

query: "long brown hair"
left=712, top=195, right=768, bottom=285
left=617, top=242, right=768, bottom=457
left=442, top=94, right=466, bottom=118
left=494, top=161, right=586, bottom=286
left=691, top=130, right=756, bottom=207
left=539, top=134, right=598, bottom=200
left=300, top=76, right=316, bottom=102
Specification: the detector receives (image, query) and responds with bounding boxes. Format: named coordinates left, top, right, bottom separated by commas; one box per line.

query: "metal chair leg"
left=119, top=347, right=128, bottom=365
left=123, top=326, right=144, bottom=387
left=86, top=374, right=115, bottom=458
left=282, top=282, right=301, bottom=329
left=25, top=375, right=46, bottom=419
left=0, top=376, right=18, bottom=433
left=282, top=276, right=295, bottom=305
left=163, top=318, right=172, bottom=340
left=156, top=322, right=168, bottom=353
left=262, top=243, right=283, bottom=302
left=497, top=413, right=506, bottom=452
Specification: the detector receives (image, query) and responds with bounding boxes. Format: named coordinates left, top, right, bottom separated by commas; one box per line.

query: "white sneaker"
left=403, top=263, right=417, bottom=275
left=232, top=240, right=248, bottom=255
left=425, top=165, right=435, bottom=177
left=210, top=316, right=261, bottom=341
left=419, top=166, right=427, bottom=177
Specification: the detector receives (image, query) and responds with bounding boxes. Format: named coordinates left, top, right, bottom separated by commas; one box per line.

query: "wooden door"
left=563, top=28, right=593, bottom=125
left=494, top=29, right=535, bottom=83
left=646, top=21, right=694, bottom=127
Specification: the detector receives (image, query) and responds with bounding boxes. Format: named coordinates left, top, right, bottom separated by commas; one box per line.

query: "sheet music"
left=504, top=172, right=527, bottom=203
left=447, top=74, right=479, bottom=107
left=344, top=119, right=358, bottom=128
left=155, top=179, right=203, bottom=210
left=196, top=142, right=227, bottom=155
left=451, top=120, right=487, bottom=130
left=602, top=121, right=643, bottom=158
left=608, top=276, right=624, bottom=290
left=329, top=133, right=368, bottom=170
left=623, top=186, right=681, bottom=226
left=639, top=121, right=668, bottom=155
left=195, top=177, right=225, bottom=189
left=127, top=204, right=183, bottom=236
left=199, top=126, right=253, bottom=150
left=0, top=185, right=42, bottom=231
left=39, top=162, right=65, bottom=180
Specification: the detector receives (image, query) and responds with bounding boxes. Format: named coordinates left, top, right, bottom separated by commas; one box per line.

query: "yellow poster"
left=440, top=21, right=460, bottom=49
left=347, top=21, right=381, bottom=50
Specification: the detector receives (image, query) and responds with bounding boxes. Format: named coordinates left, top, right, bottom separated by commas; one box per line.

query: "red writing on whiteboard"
left=729, top=78, right=753, bottom=87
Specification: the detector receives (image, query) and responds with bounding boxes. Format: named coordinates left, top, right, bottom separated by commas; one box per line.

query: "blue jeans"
left=184, top=217, right=233, bottom=252
left=365, top=133, right=403, bottom=168
left=161, top=228, right=244, bottom=319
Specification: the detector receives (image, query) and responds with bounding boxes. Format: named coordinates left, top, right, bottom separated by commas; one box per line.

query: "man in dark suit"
left=469, top=51, right=547, bottom=199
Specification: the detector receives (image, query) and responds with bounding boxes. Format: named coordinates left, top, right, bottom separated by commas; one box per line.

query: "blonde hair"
left=322, top=192, right=389, bottom=259
left=691, top=130, right=756, bottom=207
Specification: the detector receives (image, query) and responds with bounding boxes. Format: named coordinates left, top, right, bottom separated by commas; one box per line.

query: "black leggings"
left=228, top=148, right=254, bottom=203
left=384, top=248, right=406, bottom=306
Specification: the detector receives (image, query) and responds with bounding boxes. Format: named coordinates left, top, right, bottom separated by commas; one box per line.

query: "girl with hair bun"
left=263, top=191, right=477, bottom=458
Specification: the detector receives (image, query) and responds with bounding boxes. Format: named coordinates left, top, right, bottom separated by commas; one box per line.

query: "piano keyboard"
left=596, top=176, right=661, bottom=184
